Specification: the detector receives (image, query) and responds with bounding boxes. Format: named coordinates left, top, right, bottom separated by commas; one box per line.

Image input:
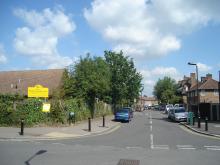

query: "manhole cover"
left=117, top=159, right=140, bottom=165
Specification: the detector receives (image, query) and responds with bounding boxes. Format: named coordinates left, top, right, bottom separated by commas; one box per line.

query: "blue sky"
left=0, top=0, right=220, bottom=96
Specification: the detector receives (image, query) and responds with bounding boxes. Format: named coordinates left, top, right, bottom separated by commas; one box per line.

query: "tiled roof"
left=189, top=78, right=218, bottom=91
left=0, top=69, right=64, bottom=96
left=199, top=78, right=218, bottom=90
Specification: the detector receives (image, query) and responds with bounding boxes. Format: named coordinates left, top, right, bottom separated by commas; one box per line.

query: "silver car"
left=168, top=107, right=188, bottom=122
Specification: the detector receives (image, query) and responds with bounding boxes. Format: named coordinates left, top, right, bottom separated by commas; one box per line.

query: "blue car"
left=115, top=108, right=131, bottom=122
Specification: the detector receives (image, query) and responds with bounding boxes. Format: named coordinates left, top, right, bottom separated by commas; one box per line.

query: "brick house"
left=177, top=73, right=197, bottom=107
left=0, top=69, right=64, bottom=97
left=186, top=74, right=220, bottom=121
left=137, top=96, right=158, bottom=107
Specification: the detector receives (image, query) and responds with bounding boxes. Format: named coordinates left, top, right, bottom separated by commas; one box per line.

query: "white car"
left=165, top=104, right=173, bottom=113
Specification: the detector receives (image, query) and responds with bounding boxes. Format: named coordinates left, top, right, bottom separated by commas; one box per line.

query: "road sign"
left=28, top=85, right=49, bottom=98
left=42, top=103, right=51, bottom=113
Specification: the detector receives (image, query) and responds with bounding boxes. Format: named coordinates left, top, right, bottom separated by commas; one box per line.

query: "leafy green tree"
left=104, top=51, right=142, bottom=110
left=70, top=55, right=111, bottom=118
left=153, top=76, right=181, bottom=104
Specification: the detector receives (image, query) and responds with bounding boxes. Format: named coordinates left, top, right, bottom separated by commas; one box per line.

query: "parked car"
left=153, top=105, right=160, bottom=111
left=115, top=107, right=132, bottom=122
left=168, top=107, right=188, bottom=122
left=159, top=104, right=166, bottom=111
left=174, top=104, right=184, bottom=108
left=165, top=104, right=173, bottom=113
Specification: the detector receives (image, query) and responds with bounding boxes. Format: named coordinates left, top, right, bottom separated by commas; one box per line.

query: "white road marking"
left=150, top=134, right=154, bottom=149
left=204, top=146, right=220, bottom=148
left=204, top=146, right=220, bottom=151
left=206, top=148, right=220, bottom=151
left=52, top=142, right=65, bottom=146
left=150, top=125, right=152, bottom=132
left=126, top=146, right=144, bottom=150
left=152, top=145, right=169, bottom=150
left=149, top=120, right=152, bottom=124
left=177, top=145, right=194, bottom=148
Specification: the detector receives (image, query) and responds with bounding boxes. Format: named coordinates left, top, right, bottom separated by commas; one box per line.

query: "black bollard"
left=103, top=115, right=105, bottom=127
left=193, top=116, right=195, bottom=126
left=205, top=117, right=208, bottom=131
left=198, top=116, right=201, bottom=128
left=88, top=118, right=91, bottom=132
left=69, top=113, right=71, bottom=125
left=73, top=114, right=76, bottom=124
left=20, top=119, right=24, bottom=135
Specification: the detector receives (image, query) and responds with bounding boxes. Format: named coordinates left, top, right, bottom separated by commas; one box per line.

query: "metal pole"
left=218, top=71, right=220, bottom=121
left=196, top=65, right=200, bottom=118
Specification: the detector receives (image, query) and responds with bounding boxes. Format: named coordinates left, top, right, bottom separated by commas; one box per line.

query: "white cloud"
left=197, top=62, right=212, bottom=72
left=140, top=66, right=181, bottom=96
left=13, top=7, right=76, bottom=69
left=0, top=44, right=7, bottom=64
left=84, top=0, right=220, bottom=60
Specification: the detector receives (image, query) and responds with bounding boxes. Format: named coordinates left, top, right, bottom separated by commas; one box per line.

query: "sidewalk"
left=181, top=121, right=220, bottom=138
left=0, top=115, right=120, bottom=141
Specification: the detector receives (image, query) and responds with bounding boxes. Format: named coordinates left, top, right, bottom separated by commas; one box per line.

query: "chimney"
left=190, top=73, right=196, bottom=86
left=206, top=73, right=212, bottom=79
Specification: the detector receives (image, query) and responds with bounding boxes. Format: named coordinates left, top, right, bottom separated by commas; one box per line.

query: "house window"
left=200, top=90, right=205, bottom=96
left=214, top=90, right=219, bottom=96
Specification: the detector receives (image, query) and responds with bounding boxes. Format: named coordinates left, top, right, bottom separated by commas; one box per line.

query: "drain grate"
left=117, top=159, right=140, bottom=165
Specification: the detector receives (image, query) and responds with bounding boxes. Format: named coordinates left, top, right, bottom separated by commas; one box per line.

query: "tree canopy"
left=61, top=51, right=142, bottom=115
left=104, top=51, right=142, bottom=109
left=153, top=76, right=181, bottom=104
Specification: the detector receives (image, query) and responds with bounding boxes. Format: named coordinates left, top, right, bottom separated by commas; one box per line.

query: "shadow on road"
left=25, top=150, right=47, bottom=165
left=151, top=117, right=174, bottom=122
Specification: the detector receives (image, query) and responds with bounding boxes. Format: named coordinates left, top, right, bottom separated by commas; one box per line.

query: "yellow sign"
left=42, top=103, right=51, bottom=113
left=28, top=85, right=49, bottom=98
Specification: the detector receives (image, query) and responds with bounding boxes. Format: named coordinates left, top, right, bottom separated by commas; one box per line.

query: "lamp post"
left=188, top=62, right=200, bottom=119
left=218, top=71, right=220, bottom=121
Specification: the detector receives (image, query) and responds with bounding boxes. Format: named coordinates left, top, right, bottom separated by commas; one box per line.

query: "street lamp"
left=188, top=62, right=200, bottom=126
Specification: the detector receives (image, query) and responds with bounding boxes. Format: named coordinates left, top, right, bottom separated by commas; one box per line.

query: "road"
left=1, top=110, right=220, bottom=165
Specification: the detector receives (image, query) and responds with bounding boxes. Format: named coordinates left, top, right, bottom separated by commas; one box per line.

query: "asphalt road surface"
left=1, top=110, right=220, bottom=165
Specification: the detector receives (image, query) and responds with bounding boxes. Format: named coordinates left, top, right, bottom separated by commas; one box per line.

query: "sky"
left=0, top=0, right=220, bottom=96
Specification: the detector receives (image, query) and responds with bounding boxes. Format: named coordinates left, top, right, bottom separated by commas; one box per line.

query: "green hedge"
left=0, top=95, right=112, bottom=127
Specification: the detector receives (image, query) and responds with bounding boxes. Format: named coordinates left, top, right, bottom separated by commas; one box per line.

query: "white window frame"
left=214, top=90, right=219, bottom=96
left=200, top=90, right=205, bottom=96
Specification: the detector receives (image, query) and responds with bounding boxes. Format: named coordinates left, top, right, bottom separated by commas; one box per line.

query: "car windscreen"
left=118, top=109, right=129, bottom=113
left=175, top=109, right=186, bottom=113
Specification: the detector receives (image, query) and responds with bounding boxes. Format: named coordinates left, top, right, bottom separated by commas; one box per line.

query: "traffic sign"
left=42, top=103, right=51, bottom=113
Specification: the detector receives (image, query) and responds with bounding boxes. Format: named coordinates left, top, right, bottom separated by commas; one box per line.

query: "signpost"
left=28, top=85, right=50, bottom=113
